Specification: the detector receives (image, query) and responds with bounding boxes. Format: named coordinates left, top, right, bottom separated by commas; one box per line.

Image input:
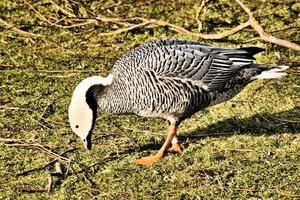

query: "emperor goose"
left=68, top=39, right=288, bottom=166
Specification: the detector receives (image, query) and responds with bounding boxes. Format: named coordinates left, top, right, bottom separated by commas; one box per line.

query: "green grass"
left=1, top=0, right=300, bottom=199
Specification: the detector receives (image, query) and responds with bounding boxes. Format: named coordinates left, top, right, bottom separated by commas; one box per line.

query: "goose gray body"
left=96, top=39, right=267, bottom=123
left=69, top=38, right=288, bottom=165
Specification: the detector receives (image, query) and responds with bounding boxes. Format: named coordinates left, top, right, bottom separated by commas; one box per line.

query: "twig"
left=36, top=69, right=102, bottom=73
left=97, top=20, right=153, bottom=37
left=54, top=162, right=63, bottom=174
left=0, top=18, right=40, bottom=37
left=269, top=26, right=300, bottom=34
left=39, top=103, right=53, bottom=120
left=223, top=148, right=255, bottom=152
left=0, top=138, right=35, bottom=143
left=146, top=18, right=251, bottom=40
left=6, top=142, right=70, bottom=163
left=0, top=63, right=28, bottom=69
left=47, top=162, right=63, bottom=193
left=75, top=154, right=127, bottom=174
left=16, top=188, right=48, bottom=193
left=16, top=148, right=76, bottom=176
left=47, top=174, right=53, bottom=194
left=235, top=0, right=300, bottom=51
left=95, top=16, right=251, bottom=39
left=73, top=15, right=132, bottom=27
left=16, top=160, right=54, bottom=176
left=56, top=19, right=97, bottom=29
left=45, top=73, right=78, bottom=78
left=48, top=0, right=76, bottom=18
left=195, top=0, right=208, bottom=32
left=184, top=132, right=234, bottom=138
left=266, top=116, right=300, bottom=123
left=0, top=106, right=31, bottom=111
left=24, top=0, right=56, bottom=26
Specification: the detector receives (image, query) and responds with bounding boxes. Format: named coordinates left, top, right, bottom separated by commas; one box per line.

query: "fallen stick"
left=5, top=143, right=70, bottom=163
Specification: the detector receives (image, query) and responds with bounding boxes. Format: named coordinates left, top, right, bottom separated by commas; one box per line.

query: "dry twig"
left=47, top=174, right=53, bottom=194
left=0, top=18, right=40, bottom=37
left=48, top=0, right=76, bottom=18
left=16, top=148, right=77, bottom=176
left=5, top=142, right=70, bottom=163
left=195, top=0, right=208, bottom=32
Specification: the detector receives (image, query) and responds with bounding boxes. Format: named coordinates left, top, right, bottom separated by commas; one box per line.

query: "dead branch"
left=91, top=16, right=250, bottom=39
left=235, top=0, right=300, bottom=51
left=91, top=1, right=298, bottom=51
left=0, top=18, right=40, bottom=37
left=144, top=18, right=251, bottom=40
left=2, top=0, right=296, bottom=51
left=21, top=0, right=298, bottom=50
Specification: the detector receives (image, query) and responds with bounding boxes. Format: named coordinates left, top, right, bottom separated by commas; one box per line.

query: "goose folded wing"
left=145, top=44, right=257, bottom=91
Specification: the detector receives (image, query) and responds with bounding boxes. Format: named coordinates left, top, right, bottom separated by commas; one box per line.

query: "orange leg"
left=133, top=125, right=178, bottom=167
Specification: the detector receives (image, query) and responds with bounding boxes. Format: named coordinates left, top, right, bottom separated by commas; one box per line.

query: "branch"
left=95, top=17, right=251, bottom=39
left=22, top=0, right=299, bottom=51
left=93, top=2, right=299, bottom=51
left=235, top=0, right=300, bottom=51
left=144, top=18, right=251, bottom=40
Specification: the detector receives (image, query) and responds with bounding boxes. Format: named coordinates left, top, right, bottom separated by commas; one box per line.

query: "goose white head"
left=68, top=75, right=113, bottom=150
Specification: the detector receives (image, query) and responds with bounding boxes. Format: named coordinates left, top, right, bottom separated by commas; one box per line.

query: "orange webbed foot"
left=133, top=151, right=164, bottom=167
left=168, top=143, right=184, bottom=154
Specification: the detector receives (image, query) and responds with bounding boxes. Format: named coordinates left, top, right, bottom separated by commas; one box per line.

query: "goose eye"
left=75, top=125, right=79, bottom=128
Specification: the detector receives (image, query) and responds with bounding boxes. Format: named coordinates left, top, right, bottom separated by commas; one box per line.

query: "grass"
left=1, top=0, right=300, bottom=199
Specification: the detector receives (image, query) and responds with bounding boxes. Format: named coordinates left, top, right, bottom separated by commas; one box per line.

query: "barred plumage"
left=95, top=39, right=272, bottom=122
left=69, top=39, right=288, bottom=166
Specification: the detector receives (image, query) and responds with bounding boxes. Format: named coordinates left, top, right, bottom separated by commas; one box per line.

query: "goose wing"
left=140, top=39, right=263, bottom=91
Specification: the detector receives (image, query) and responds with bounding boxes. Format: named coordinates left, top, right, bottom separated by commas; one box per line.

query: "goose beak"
left=83, top=132, right=92, bottom=150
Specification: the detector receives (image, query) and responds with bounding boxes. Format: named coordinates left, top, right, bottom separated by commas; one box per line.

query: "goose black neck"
left=86, top=85, right=101, bottom=127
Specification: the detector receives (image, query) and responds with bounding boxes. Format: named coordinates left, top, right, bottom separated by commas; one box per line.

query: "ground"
left=0, top=0, right=300, bottom=199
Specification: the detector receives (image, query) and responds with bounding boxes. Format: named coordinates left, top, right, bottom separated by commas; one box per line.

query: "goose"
left=68, top=39, right=288, bottom=166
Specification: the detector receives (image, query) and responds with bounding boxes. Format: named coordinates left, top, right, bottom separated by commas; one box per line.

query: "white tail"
left=255, top=65, right=289, bottom=79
